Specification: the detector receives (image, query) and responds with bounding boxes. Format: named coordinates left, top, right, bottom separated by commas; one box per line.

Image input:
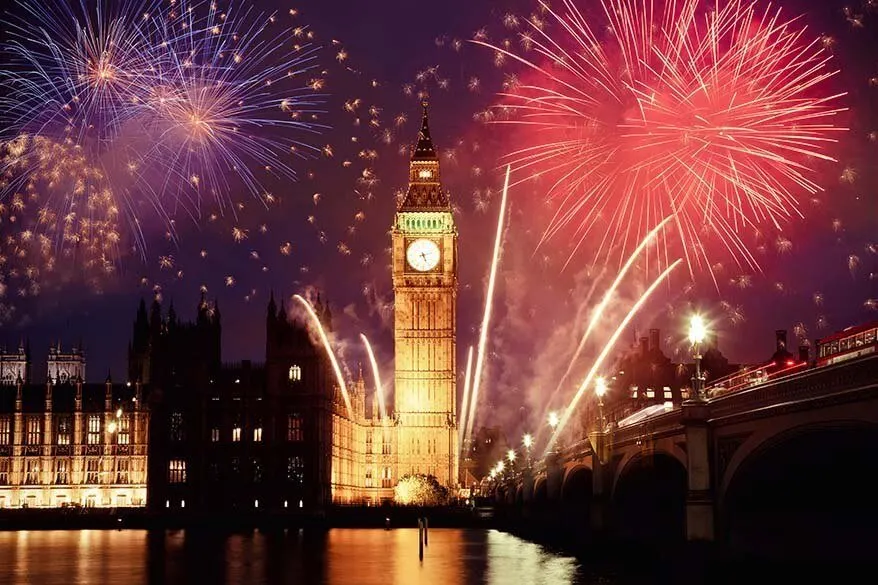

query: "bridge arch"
left=611, top=451, right=687, bottom=543
left=719, top=403, right=878, bottom=500
left=560, top=464, right=593, bottom=504
left=612, top=441, right=687, bottom=493
left=722, top=419, right=878, bottom=560
left=532, top=476, right=548, bottom=506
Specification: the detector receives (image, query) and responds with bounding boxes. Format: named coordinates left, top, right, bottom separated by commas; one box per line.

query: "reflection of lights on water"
left=485, top=530, right=579, bottom=584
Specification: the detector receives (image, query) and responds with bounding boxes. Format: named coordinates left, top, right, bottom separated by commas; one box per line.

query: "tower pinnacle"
left=412, top=101, right=437, bottom=161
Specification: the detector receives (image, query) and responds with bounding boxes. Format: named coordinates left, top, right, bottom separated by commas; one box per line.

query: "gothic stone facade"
left=0, top=346, right=148, bottom=509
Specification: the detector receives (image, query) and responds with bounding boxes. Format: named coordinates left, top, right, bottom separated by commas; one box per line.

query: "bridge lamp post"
left=688, top=314, right=708, bottom=401
left=523, top=434, right=533, bottom=468
left=595, top=376, right=608, bottom=430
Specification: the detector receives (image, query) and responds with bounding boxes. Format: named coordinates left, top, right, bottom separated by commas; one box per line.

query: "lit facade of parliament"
left=0, top=106, right=459, bottom=509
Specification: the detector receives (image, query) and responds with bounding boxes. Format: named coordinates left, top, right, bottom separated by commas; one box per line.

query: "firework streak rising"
left=294, top=294, right=353, bottom=418
left=465, top=165, right=510, bottom=448
left=474, top=0, right=847, bottom=285
left=542, top=215, right=673, bottom=423
left=360, top=333, right=387, bottom=421
left=458, top=345, right=474, bottom=449
left=545, top=258, right=683, bottom=456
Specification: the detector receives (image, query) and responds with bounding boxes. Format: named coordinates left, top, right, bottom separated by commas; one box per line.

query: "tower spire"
left=412, top=101, right=437, bottom=161
left=400, top=102, right=448, bottom=210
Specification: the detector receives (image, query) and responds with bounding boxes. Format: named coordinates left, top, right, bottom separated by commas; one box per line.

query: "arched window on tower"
left=288, top=365, right=302, bottom=382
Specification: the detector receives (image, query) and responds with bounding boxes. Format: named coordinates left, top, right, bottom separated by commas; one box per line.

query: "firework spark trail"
left=465, top=165, right=510, bottom=447
left=294, top=294, right=353, bottom=418
left=540, top=216, right=673, bottom=427
left=474, top=0, right=846, bottom=283
left=458, top=345, right=474, bottom=450
left=544, top=259, right=683, bottom=456
left=360, top=333, right=387, bottom=421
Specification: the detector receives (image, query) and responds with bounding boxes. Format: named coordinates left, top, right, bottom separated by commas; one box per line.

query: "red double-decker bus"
left=815, top=321, right=878, bottom=366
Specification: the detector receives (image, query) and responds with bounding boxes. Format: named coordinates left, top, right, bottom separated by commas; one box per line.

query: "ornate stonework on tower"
left=392, top=102, right=459, bottom=487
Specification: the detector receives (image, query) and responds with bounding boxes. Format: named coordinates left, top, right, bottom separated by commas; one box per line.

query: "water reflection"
left=0, top=528, right=584, bottom=584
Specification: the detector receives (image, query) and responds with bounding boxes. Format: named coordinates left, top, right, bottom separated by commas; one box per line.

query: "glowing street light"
left=496, top=460, right=505, bottom=473
left=688, top=314, right=708, bottom=400
left=507, top=449, right=516, bottom=463
left=522, top=434, right=533, bottom=450
left=548, top=411, right=559, bottom=430
left=689, top=314, right=707, bottom=345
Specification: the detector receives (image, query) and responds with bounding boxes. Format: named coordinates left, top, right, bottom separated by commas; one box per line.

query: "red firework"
left=477, top=0, right=847, bottom=283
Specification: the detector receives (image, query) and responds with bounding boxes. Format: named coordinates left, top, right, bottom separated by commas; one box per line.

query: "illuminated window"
left=253, top=426, right=263, bottom=442
left=232, top=426, right=242, bottom=442
left=365, top=432, right=372, bottom=454
left=54, top=459, right=69, bottom=484
left=288, top=365, right=302, bottom=381
left=365, top=468, right=373, bottom=487
left=87, top=415, right=101, bottom=445
left=170, top=411, right=184, bottom=442
left=0, top=417, right=10, bottom=445
left=116, top=459, right=129, bottom=484
left=0, top=459, right=9, bottom=485
left=287, top=456, right=304, bottom=484
left=26, top=416, right=41, bottom=445
left=287, top=414, right=302, bottom=442
left=56, top=416, right=71, bottom=445
left=211, top=427, right=220, bottom=442
left=646, top=389, right=655, bottom=399
left=418, top=169, right=433, bottom=179
left=381, top=466, right=392, bottom=488
left=86, top=459, right=99, bottom=484
left=25, top=459, right=40, bottom=485
left=168, top=460, right=186, bottom=484
left=118, top=416, right=130, bottom=445
left=663, top=387, right=673, bottom=400
left=382, top=434, right=391, bottom=455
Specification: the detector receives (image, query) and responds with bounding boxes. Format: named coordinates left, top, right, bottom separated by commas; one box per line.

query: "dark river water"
left=0, top=529, right=598, bottom=584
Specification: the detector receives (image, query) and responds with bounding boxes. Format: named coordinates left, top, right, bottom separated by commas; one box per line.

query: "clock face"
left=406, top=239, right=440, bottom=271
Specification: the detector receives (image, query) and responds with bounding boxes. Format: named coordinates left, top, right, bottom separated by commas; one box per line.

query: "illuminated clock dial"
left=406, top=239, right=440, bottom=271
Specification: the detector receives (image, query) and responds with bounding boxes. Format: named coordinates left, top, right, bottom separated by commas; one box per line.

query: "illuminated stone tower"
left=392, top=103, right=459, bottom=487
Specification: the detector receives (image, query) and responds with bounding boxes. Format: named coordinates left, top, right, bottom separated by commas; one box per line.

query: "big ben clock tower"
left=392, top=103, right=458, bottom=487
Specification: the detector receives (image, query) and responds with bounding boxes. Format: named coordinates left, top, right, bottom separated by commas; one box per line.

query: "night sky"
left=1, top=0, right=876, bottom=435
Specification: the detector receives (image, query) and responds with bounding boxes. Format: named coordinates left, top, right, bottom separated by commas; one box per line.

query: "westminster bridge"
left=492, top=353, right=878, bottom=560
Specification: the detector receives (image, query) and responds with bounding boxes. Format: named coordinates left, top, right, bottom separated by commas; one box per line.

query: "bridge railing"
left=707, top=353, right=878, bottom=419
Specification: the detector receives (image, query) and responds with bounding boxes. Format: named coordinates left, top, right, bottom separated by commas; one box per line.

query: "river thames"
left=0, top=528, right=602, bottom=584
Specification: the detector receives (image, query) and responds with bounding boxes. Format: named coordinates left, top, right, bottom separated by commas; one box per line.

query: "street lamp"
left=522, top=434, right=533, bottom=468
left=688, top=314, right=708, bottom=400
left=595, top=376, right=608, bottom=430
left=507, top=449, right=516, bottom=464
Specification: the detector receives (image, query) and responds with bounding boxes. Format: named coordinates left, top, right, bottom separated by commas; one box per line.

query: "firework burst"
left=475, top=0, right=847, bottom=284
left=1, top=0, right=327, bottom=223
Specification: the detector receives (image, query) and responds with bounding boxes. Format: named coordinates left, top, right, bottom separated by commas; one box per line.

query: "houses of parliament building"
left=0, top=104, right=460, bottom=511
